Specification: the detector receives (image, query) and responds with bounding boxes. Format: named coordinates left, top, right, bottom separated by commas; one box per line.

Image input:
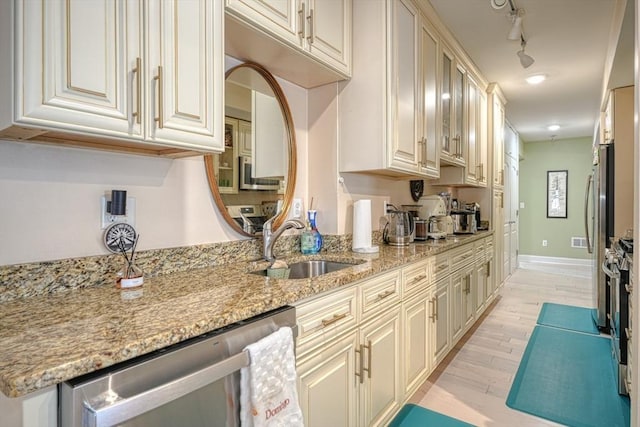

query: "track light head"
left=507, top=11, right=523, bottom=40
left=517, top=48, right=535, bottom=68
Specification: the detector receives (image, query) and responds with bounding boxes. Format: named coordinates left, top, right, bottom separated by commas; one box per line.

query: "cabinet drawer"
left=485, top=237, right=494, bottom=255
left=433, top=253, right=450, bottom=279
left=450, top=244, right=474, bottom=272
left=360, top=270, right=401, bottom=322
left=403, top=259, right=430, bottom=298
left=295, top=286, right=358, bottom=357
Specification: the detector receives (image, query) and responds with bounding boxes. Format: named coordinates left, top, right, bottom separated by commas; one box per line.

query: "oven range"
left=603, top=236, right=632, bottom=395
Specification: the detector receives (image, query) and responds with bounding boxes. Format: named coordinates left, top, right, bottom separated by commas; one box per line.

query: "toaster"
left=451, top=211, right=477, bottom=234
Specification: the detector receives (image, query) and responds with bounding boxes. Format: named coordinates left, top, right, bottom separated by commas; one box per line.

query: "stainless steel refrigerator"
left=585, top=142, right=614, bottom=332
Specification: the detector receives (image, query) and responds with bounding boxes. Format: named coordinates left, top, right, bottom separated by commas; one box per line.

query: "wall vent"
left=571, top=237, right=588, bottom=248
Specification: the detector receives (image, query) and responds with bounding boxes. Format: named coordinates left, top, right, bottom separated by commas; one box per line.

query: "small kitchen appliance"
left=451, top=210, right=477, bottom=234
left=418, top=195, right=449, bottom=239
left=383, top=207, right=414, bottom=246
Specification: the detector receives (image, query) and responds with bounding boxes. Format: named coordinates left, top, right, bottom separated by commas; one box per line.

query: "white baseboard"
left=518, top=255, right=592, bottom=279
left=518, top=255, right=591, bottom=266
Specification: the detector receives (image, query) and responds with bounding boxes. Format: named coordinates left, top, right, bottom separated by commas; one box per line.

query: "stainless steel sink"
left=252, top=260, right=356, bottom=279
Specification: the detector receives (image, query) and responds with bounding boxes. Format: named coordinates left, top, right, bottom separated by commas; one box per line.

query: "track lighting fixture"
left=517, top=38, right=535, bottom=68
left=508, top=9, right=523, bottom=40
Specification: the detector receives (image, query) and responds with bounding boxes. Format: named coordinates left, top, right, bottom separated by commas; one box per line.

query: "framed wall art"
left=547, top=170, right=568, bottom=218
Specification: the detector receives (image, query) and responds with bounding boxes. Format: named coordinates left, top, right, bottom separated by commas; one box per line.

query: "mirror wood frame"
left=204, top=62, right=297, bottom=237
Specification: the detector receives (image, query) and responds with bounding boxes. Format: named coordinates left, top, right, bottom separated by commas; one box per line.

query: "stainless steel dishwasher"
left=59, top=306, right=297, bottom=427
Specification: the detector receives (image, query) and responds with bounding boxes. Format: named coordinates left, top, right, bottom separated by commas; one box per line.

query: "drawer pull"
left=412, top=274, right=427, bottom=284
left=321, top=313, right=347, bottom=328
left=437, top=264, right=447, bottom=272
left=377, top=290, right=394, bottom=301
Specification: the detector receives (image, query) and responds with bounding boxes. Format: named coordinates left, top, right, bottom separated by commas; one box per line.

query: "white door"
left=503, top=122, right=520, bottom=277
left=508, top=155, right=519, bottom=274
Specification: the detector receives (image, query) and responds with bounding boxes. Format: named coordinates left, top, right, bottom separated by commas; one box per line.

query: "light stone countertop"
left=0, top=231, right=492, bottom=398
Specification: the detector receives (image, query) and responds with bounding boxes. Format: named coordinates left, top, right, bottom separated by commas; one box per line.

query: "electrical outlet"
left=292, top=198, right=303, bottom=219
left=383, top=201, right=389, bottom=214
left=542, top=240, right=548, bottom=247
left=101, top=195, right=136, bottom=229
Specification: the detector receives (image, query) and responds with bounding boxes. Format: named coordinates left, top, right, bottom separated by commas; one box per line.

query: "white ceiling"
left=427, top=0, right=632, bottom=142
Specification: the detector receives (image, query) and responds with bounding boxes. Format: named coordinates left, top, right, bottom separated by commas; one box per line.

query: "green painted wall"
left=519, top=137, right=592, bottom=259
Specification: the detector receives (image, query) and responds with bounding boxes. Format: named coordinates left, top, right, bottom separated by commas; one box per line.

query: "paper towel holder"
left=410, top=180, right=424, bottom=202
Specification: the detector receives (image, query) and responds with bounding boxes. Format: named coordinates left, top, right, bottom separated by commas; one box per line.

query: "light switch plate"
left=101, top=195, right=136, bottom=229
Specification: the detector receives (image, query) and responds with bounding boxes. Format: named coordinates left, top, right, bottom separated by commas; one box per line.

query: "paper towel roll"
left=353, top=199, right=377, bottom=252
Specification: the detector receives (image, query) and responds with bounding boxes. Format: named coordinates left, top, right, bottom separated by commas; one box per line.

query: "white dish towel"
left=240, top=326, right=304, bottom=427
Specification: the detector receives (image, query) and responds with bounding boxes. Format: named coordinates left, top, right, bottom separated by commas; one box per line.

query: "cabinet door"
left=238, top=119, right=252, bottom=157
left=465, top=76, right=478, bottom=184
left=419, top=17, right=440, bottom=178
left=306, top=0, right=351, bottom=74
left=462, top=269, right=475, bottom=330
left=359, top=308, right=401, bottom=427
left=477, top=89, right=488, bottom=186
left=492, top=95, right=505, bottom=188
left=147, top=0, right=223, bottom=151
left=431, top=278, right=450, bottom=365
left=388, top=0, right=420, bottom=174
left=226, top=0, right=299, bottom=45
left=402, top=291, right=431, bottom=396
left=217, top=118, right=239, bottom=194
left=476, top=259, right=488, bottom=315
left=451, top=272, right=463, bottom=342
left=21, top=0, right=142, bottom=138
left=440, top=47, right=454, bottom=162
left=453, top=63, right=466, bottom=164
left=297, top=331, right=358, bottom=427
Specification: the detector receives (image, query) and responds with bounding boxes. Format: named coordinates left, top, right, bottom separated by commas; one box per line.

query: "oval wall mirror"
left=204, top=62, right=297, bottom=237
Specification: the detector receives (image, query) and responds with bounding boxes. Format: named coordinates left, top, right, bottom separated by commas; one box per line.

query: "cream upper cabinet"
left=439, top=44, right=465, bottom=167
left=419, top=16, right=441, bottom=178
left=238, top=119, right=253, bottom=157
left=388, top=0, right=422, bottom=174
left=0, top=0, right=223, bottom=156
left=225, top=0, right=351, bottom=86
left=339, top=0, right=439, bottom=178
left=146, top=0, right=223, bottom=151
left=488, top=83, right=506, bottom=189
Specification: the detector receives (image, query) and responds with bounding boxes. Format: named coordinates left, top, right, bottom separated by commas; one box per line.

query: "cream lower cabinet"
left=0, top=0, right=224, bottom=155
left=295, top=270, right=401, bottom=427
left=431, top=277, right=451, bottom=366
left=297, top=331, right=358, bottom=427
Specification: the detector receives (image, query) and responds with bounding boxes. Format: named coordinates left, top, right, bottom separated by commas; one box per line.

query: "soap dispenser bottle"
left=308, top=209, right=323, bottom=253
left=300, top=220, right=316, bottom=255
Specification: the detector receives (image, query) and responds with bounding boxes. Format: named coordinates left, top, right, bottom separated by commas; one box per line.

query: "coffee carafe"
left=383, top=208, right=414, bottom=246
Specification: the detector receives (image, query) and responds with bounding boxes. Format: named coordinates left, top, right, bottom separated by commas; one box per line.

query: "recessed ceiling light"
left=548, top=124, right=560, bottom=131
left=526, top=74, right=547, bottom=85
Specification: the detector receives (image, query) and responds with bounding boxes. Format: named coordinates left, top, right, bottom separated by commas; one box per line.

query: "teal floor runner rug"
left=537, top=302, right=599, bottom=334
left=389, top=404, right=475, bottom=427
left=507, top=326, right=630, bottom=427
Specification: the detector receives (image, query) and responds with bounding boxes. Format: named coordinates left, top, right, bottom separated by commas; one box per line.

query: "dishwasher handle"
left=83, top=350, right=250, bottom=427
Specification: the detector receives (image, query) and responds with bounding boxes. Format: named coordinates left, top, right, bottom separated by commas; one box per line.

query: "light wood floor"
left=409, top=266, right=594, bottom=426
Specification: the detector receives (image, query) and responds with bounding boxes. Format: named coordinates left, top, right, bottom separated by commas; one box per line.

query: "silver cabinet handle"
left=412, top=274, right=427, bottom=284
left=132, top=57, right=141, bottom=124
left=154, top=66, right=164, bottom=129
left=83, top=350, right=249, bottom=427
left=583, top=174, right=593, bottom=253
left=364, top=341, right=372, bottom=379
left=377, top=290, right=394, bottom=301
left=429, top=298, right=436, bottom=322
left=321, top=313, right=347, bottom=327
left=306, top=8, right=314, bottom=44
left=355, top=344, right=364, bottom=384
left=298, top=3, right=305, bottom=39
